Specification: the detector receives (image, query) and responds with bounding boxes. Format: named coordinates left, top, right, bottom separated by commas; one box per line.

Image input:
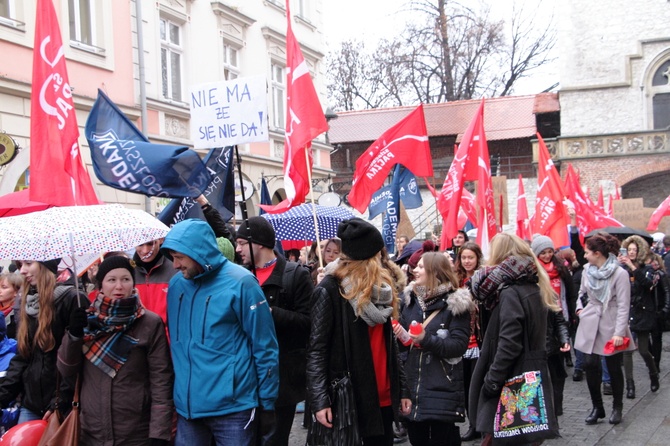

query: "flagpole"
left=234, top=145, right=257, bottom=276
left=304, top=146, right=324, bottom=270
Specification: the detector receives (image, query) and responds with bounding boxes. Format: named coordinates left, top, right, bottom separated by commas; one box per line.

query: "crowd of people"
left=1, top=200, right=670, bottom=446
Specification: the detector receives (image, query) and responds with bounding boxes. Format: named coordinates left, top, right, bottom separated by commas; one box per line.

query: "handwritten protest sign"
left=190, top=76, right=269, bottom=149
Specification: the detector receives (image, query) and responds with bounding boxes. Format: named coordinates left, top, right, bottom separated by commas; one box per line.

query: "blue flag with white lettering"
left=85, top=89, right=211, bottom=198
left=382, top=165, right=401, bottom=254
left=368, top=165, right=423, bottom=220
left=157, top=146, right=235, bottom=226
left=259, top=177, right=272, bottom=215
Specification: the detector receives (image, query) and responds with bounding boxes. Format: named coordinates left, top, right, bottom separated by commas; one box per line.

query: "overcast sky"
left=321, top=0, right=558, bottom=96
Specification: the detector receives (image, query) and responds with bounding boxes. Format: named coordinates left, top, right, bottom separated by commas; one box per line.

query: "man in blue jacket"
left=161, top=219, right=279, bottom=445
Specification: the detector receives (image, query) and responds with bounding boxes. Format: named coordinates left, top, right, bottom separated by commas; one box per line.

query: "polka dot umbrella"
left=0, top=204, right=169, bottom=269
left=261, top=203, right=354, bottom=244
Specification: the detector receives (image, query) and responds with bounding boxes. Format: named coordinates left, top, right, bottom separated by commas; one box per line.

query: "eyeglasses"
left=237, top=240, right=249, bottom=247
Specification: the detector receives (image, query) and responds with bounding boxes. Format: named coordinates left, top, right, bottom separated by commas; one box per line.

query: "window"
left=651, top=59, right=670, bottom=129
left=223, top=43, right=239, bottom=80
left=160, top=18, right=183, bottom=102
left=296, top=0, right=309, bottom=20
left=0, top=0, right=12, bottom=19
left=273, top=140, right=284, bottom=159
left=271, top=63, right=285, bottom=129
left=68, top=0, right=95, bottom=46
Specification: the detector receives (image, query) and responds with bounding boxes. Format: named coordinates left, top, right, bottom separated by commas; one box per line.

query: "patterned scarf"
left=341, top=276, right=394, bottom=327
left=584, top=253, right=619, bottom=306
left=413, top=283, right=453, bottom=312
left=469, top=256, right=538, bottom=310
left=82, top=293, right=145, bottom=378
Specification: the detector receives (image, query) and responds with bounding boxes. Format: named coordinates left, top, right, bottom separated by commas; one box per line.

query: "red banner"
left=647, top=194, right=670, bottom=231
left=347, top=104, right=433, bottom=213
left=260, top=0, right=328, bottom=214
left=30, top=0, right=99, bottom=206
left=516, top=175, right=530, bottom=240
left=533, top=133, right=569, bottom=247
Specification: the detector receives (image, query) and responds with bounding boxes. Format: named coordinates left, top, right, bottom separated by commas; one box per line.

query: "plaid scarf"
left=469, top=256, right=538, bottom=310
left=82, top=293, right=145, bottom=378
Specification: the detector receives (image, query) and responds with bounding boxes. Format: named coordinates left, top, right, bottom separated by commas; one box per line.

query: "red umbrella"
left=0, top=189, right=53, bottom=217
left=281, top=240, right=312, bottom=250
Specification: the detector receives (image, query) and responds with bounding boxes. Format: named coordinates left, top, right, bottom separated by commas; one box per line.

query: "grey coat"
left=57, top=310, right=174, bottom=446
left=574, top=266, right=636, bottom=356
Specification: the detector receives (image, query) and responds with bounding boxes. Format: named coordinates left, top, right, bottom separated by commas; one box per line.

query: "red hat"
left=408, top=240, right=436, bottom=269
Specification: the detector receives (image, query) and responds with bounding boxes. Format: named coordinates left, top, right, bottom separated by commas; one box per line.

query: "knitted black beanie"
left=337, top=218, right=384, bottom=260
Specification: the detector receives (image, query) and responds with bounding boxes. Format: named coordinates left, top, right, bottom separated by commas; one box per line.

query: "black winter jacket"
left=0, top=284, right=88, bottom=415
left=468, top=280, right=549, bottom=434
left=306, top=275, right=410, bottom=438
left=627, top=265, right=657, bottom=332
left=399, top=285, right=472, bottom=423
left=653, top=269, right=670, bottom=320
left=260, top=255, right=313, bottom=407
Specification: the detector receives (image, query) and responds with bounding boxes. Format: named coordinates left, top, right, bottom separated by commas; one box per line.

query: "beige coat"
left=575, top=266, right=636, bottom=356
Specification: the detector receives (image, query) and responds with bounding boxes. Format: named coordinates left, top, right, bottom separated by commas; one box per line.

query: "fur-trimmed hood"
left=622, top=235, right=650, bottom=266
left=403, top=282, right=474, bottom=317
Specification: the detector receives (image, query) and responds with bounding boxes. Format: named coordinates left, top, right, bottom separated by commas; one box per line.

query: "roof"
left=327, top=93, right=559, bottom=144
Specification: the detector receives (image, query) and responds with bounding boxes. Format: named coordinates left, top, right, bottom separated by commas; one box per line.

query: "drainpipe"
left=135, top=0, right=151, bottom=213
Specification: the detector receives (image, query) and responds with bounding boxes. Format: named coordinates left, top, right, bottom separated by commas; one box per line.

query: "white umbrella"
left=0, top=204, right=169, bottom=263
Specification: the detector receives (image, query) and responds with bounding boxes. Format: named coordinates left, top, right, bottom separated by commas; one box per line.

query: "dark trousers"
left=362, top=406, right=394, bottom=446
left=257, top=404, right=296, bottom=446
left=584, top=352, right=624, bottom=409
left=547, top=353, right=567, bottom=412
left=462, top=357, right=478, bottom=416
left=407, top=420, right=461, bottom=446
left=651, top=326, right=663, bottom=370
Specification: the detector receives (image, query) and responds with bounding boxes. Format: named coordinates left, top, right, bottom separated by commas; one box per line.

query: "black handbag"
left=307, top=300, right=362, bottom=446
left=491, top=309, right=560, bottom=445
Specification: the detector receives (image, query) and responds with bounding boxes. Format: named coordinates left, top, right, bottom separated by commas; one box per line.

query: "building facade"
left=0, top=0, right=332, bottom=217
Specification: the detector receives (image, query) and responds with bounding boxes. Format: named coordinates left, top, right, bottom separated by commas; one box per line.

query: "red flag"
left=260, top=1, right=328, bottom=214
left=563, top=164, right=622, bottom=242
left=597, top=185, right=605, bottom=212
left=533, top=133, right=569, bottom=247
left=30, top=0, right=99, bottom=206
left=516, top=175, right=530, bottom=240
left=473, top=143, right=497, bottom=248
left=460, top=189, right=479, bottom=226
left=613, top=183, right=621, bottom=200
left=647, top=195, right=670, bottom=231
left=437, top=100, right=487, bottom=249
left=347, top=104, right=433, bottom=213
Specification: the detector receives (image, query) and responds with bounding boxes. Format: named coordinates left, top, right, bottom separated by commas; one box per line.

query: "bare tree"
left=326, top=0, right=555, bottom=110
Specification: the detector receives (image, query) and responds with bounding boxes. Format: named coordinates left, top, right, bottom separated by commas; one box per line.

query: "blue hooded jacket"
left=161, top=219, right=279, bottom=418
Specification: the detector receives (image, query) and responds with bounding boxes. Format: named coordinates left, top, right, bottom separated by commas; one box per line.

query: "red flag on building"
left=533, top=133, right=569, bottom=247
left=347, top=104, right=433, bottom=213
left=647, top=194, right=670, bottom=231
left=30, top=0, right=99, bottom=206
left=563, top=164, right=622, bottom=242
left=437, top=100, right=487, bottom=249
left=516, top=175, right=530, bottom=240
left=260, top=1, right=328, bottom=214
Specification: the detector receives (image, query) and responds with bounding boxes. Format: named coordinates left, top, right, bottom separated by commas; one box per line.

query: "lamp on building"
left=324, top=107, right=338, bottom=144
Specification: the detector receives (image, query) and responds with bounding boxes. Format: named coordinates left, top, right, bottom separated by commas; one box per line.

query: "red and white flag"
left=613, top=183, right=621, bottom=200
left=30, top=0, right=99, bottom=206
left=563, top=164, right=622, bottom=242
left=348, top=104, right=433, bottom=213
left=647, top=194, right=670, bottom=231
left=516, top=175, right=530, bottom=240
left=607, top=193, right=614, bottom=217
left=533, top=133, right=569, bottom=247
left=437, top=99, right=488, bottom=249
left=460, top=189, right=479, bottom=227
left=260, top=1, right=328, bottom=213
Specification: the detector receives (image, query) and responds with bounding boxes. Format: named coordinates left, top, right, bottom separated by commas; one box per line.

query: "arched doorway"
left=622, top=171, right=670, bottom=207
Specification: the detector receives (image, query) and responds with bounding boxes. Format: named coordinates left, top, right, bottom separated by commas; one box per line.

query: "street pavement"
left=289, top=331, right=670, bottom=445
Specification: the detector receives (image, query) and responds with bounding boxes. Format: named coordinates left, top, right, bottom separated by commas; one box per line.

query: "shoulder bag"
left=38, top=375, right=80, bottom=446
left=307, top=297, right=362, bottom=446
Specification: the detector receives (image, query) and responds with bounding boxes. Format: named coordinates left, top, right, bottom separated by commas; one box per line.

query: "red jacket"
left=133, top=254, right=177, bottom=326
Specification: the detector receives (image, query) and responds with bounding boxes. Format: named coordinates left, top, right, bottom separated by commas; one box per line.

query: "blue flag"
left=259, top=177, right=272, bottom=216
left=85, top=89, right=211, bottom=198
left=368, top=165, right=423, bottom=220
left=157, top=146, right=235, bottom=227
left=382, top=165, right=401, bottom=254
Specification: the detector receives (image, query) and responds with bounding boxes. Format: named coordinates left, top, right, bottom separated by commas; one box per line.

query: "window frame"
left=270, top=62, right=286, bottom=130
left=160, top=17, right=185, bottom=103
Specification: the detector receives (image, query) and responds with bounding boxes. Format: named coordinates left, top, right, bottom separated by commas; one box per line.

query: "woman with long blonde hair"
left=0, top=259, right=87, bottom=424
left=307, top=219, right=411, bottom=445
left=468, top=233, right=560, bottom=444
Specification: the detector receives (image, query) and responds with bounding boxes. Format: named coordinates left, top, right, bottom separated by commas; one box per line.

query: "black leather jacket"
left=546, top=310, right=570, bottom=356
left=306, top=275, right=409, bottom=438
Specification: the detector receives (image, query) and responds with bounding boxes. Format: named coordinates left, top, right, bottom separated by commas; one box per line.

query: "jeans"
left=176, top=409, right=256, bottom=446
left=17, top=407, right=41, bottom=424
left=574, top=348, right=585, bottom=371
left=624, top=330, right=658, bottom=379
left=601, top=356, right=610, bottom=383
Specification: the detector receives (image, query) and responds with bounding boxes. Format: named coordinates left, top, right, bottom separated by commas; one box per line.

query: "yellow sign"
left=0, top=133, right=18, bottom=166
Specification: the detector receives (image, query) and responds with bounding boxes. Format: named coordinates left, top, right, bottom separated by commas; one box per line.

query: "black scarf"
left=469, top=256, right=538, bottom=310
